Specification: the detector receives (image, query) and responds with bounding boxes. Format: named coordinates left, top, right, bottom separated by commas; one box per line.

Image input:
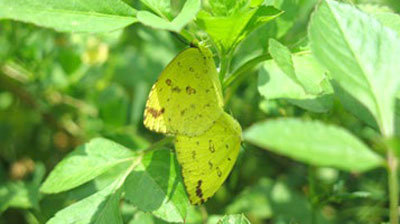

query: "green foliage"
left=258, top=40, right=333, bottom=112
left=124, top=150, right=188, bottom=223
left=309, top=0, right=400, bottom=136
left=47, top=182, right=124, bottom=224
left=268, top=39, right=301, bottom=87
left=139, top=0, right=173, bottom=19
left=373, top=12, right=400, bottom=35
left=40, top=138, right=135, bottom=194
left=197, top=1, right=282, bottom=53
left=0, top=163, right=45, bottom=212
left=137, top=0, right=201, bottom=33
left=216, top=214, right=251, bottom=224
left=0, top=0, right=137, bottom=33
left=244, top=118, right=384, bottom=171
left=1, top=0, right=400, bottom=223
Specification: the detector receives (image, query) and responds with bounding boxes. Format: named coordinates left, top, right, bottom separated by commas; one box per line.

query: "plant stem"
left=388, top=149, right=399, bottom=224
left=219, top=51, right=232, bottom=82
left=222, top=53, right=271, bottom=90
left=308, top=166, right=318, bottom=224
left=142, top=136, right=174, bottom=153
left=179, top=29, right=194, bottom=44
left=222, top=54, right=271, bottom=104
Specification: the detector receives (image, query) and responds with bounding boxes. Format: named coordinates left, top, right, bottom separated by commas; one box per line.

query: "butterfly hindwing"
left=144, top=46, right=224, bottom=136
left=175, top=112, right=242, bottom=205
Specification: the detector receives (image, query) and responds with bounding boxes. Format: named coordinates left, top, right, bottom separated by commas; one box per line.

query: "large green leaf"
left=309, top=0, right=400, bottom=136
left=124, top=150, right=188, bottom=223
left=268, top=39, right=301, bottom=87
left=137, top=0, right=201, bottom=33
left=47, top=174, right=126, bottom=224
left=244, top=118, right=384, bottom=171
left=197, top=4, right=281, bottom=53
left=41, top=138, right=135, bottom=194
left=0, top=0, right=137, bottom=33
left=139, top=0, right=172, bottom=19
left=258, top=53, right=333, bottom=113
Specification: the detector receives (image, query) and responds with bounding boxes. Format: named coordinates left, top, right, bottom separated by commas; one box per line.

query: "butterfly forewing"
left=144, top=47, right=224, bottom=136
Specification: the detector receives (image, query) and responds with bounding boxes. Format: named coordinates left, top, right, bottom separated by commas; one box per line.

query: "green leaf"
left=263, top=0, right=305, bottom=39
left=171, top=0, right=201, bottom=31
left=208, top=0, right=250, bottom=16
left=41, top=138, right=135, bottom=194
left=0, top=0, right=137, bottom=33
left=244, top=118, right=384, bottom=171
left=258, top=54, right=333, bottom=112
left=372, top=12, right=400, bottom=36
left=137, top=0, right=201, bottom=32
left=38, top=163, right=131, bottom=222
left=217, top=214, right=252, bottom=224
left=197, top=5, right=281, bottom=53
left=127, top=211, right=156, bottom=224
left=47, top=175, right=126, bottom=224
left=332, top=81, right=378, bottom=129
left=241, top=6, right=283, bottom=39
left=309, top=0, right=400, bottom=136
left=140, top=0, right=171, bottom=18
left=124, top=150, right=188, bottom=223
left=268, top=39, right=300, bottom=86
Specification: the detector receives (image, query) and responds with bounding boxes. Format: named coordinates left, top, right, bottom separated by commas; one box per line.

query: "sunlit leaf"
left=217, top=214, right=251, bottom=224
left=0, top=0, right=137, bottom=33
left=309, top=0, right=400, bottom=136
left=47, top=176, right=125, bottom=224
left=137, top=0, right=201, bottom=32
left=244, top=118, right=384, bottom=171
left=41, top=138, right=135, bottom=194
left=124, top=150, right=188, bottom=223
left=258, top=53, right=333, bottom=113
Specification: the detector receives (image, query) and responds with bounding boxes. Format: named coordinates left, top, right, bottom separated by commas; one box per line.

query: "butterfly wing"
left=144, top=47, right=224, bottom=136
left=175, top=112, right=242, bottom=204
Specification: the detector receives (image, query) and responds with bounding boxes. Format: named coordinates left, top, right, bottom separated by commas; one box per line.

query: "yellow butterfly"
left=143, top=45, right=224, bottom=136
left=175, top=112, right=242, bottom=205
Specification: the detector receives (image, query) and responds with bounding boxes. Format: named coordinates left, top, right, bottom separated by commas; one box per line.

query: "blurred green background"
left=0, top=0, right=399, bottom=223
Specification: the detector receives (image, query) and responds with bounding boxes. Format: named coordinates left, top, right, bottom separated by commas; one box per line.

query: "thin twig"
left=223, top=53, right=271, bottom=90
left=141, top=136, right=175, bottom=153
left=388, top=149, right=399, bottom=224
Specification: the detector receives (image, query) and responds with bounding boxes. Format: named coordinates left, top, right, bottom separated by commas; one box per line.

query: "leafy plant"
left=1, top=0, right=400, bottom=223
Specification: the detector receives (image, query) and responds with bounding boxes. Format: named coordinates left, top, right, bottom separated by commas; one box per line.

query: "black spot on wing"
left=195, top=180, right=204, bottom=199
left=209, top=140, right=215, bottom=153
left=192, top=151, right=196, bottom=159
left=186, top=86, right=196, bottom=95
left=216, top=167, right=222, bottom=177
